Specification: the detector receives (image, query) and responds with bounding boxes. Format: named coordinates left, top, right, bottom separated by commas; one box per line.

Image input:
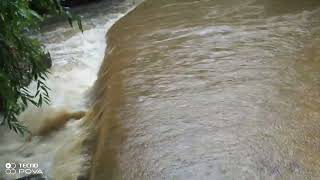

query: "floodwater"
left=0, top=0, right=138, bottom=179
left=89, top=0, right=320, bottom=179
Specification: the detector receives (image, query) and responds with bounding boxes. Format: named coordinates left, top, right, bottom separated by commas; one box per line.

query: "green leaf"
left=29, top=10, right=43, bottom=21
left=77, top=18, right=83, bottom=32
left=0, top=0, right=81, bottom=135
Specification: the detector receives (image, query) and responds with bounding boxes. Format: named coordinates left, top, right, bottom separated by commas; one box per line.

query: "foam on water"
left=0, top=1, right=139, bottom=179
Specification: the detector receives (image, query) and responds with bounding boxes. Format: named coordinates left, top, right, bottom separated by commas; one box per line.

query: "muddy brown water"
left=88, top=0, right=320, bottom=179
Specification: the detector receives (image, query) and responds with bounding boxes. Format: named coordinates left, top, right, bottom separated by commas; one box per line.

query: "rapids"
left=0, top=0, right=139, bottom=179
left=1, top=0, right=320, bottom=179
left=88, top=0, right=320, bottom=179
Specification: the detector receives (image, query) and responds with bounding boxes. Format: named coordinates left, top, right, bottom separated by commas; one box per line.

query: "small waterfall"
left=88, top=0, right=320, bottom=179
left=0, top=1, right=140, bottom=179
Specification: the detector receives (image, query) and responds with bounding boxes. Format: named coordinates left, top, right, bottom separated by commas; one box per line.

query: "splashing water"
left=0, top=1, right=140, bottom=179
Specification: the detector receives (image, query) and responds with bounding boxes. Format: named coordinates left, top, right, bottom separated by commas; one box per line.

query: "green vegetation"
left=0, top=0, right=82, bottom=135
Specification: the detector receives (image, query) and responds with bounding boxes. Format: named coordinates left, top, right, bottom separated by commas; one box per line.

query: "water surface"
left=0, top=1, right=137, bottom=179
left=89, top=0, right=320, bottom=179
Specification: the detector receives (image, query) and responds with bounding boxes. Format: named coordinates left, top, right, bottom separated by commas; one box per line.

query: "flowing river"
left=1, top=0, right=320, bottom=179
left=88, top=0, right=320, bottom=179
left=0, top=0, right=138, bottom=179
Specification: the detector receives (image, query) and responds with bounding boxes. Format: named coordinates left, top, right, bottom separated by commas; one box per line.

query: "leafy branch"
left=0, top=0, right=83, bottom=135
